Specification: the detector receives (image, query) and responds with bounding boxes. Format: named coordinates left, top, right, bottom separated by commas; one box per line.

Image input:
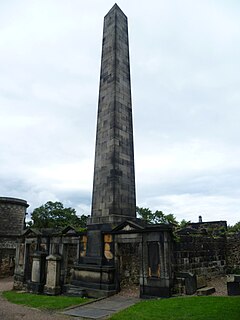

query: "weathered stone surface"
left=174, top=234, right=227, bottom=276
left=44, top=254, right=62, bottom=295
left=227, top=232, right=240, bottom=273
left=62, top=295, right=140, bottom=318
left=0, top=197, right=29, bottom=277
left=0, top=197, right=28, bottom=236
left=90, top=4, right=136, bottom=224
left=175, top=272, right=197, bottom=295
left=197, top=275, right=207, bottom=289
left=197, top=286, right=216, bottom=296
left=118, top=242, right=140, bottom=287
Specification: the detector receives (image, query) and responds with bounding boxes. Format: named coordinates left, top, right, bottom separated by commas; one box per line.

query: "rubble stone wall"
left=226, top=232, right=240, bottom=273
left=0, top=197, right=28, bottom=277
left=174, top=235, right=227, bottom=276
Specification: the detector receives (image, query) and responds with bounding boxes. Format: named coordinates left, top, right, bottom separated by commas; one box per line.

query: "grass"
left=110, top=296, right=240, bottom=320
left=2, top=291, right=240, bottom=319
left=2, top=291, right=91, bottom=310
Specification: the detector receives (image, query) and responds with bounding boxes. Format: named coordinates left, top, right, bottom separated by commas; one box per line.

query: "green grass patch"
left=110, top=296, right=240, bottom=320
left=2, top=291, right=91, bottom=310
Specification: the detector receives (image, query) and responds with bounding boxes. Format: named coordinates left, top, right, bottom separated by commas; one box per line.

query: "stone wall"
left=174, top=234, right=227, bottom=277
left=226, top=232, right=240, bottom=273
left=0, top=198, right=28, bottom=236
left=0, top=246, right=16, bottom=277
left=117, top=242, right=140, bottom=287
left=0, top=197, right=29, bottom=277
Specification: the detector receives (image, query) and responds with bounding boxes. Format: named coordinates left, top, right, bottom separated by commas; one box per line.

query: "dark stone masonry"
left=174, top=234, right=227, bottom=276
left=90, top=3, right=136, bottom=224
left=0, top=197, right=29, bottom=277
left=227, top=232, right=240, bottom=273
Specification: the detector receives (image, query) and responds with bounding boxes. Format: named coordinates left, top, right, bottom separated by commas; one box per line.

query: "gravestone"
left=227, top=274, right=240, bottom=296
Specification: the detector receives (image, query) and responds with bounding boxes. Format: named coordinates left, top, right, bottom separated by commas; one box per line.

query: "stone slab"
left=197, top=286, right=215, bottom=296
left=63, top=307, right=111, bottom=319
left=62, top=295, right=140, bottom=319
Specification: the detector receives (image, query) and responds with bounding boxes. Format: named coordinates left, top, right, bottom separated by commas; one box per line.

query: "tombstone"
left=28, top=251, right=47, bottom=293
left=176, top=272, right=197, bottom=295
left=227, top=274, right=240, bottom=296
left=44, top=254, right=62, bottom=295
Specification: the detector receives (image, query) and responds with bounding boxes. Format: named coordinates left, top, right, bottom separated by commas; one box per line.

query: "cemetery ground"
left=0, top=277, right=240, bottom=320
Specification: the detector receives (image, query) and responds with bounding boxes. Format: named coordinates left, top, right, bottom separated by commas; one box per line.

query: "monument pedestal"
left=71, top=264, right=116, bottom=297
left=69, top=226, right=117, bottom=298
left=27, top=251, right=47, bottom=294
left=44, top=254, right=62, bottom=295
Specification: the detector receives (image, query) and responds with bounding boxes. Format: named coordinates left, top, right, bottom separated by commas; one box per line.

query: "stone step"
left=197, top=287, right=215, bottom=296
left=64, top=285, right=87, bottom=297
left=63, top=284, right=116, bottom=298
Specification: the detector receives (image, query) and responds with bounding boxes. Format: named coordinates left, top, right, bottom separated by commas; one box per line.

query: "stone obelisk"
left=90, top=4, right=136, bottom=226
left=70, top=6, right=174, bottom=298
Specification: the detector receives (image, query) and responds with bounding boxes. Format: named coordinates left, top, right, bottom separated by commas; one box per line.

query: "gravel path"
left=0, top=278, right=70, bottom=320
left=208, top=276, right=228, bottom=296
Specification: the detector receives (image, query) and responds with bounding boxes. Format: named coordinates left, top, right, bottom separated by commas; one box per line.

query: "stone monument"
left=90, top=3, right=136, bottom=225
left=68, top=4, right=174, bottom=298
left=85, top=3, right=138, bottom=263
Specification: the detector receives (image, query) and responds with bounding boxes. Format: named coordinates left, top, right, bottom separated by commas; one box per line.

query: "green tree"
left=227, top=221, right=240, bottom=234
left=136, top=206, right=154, bottom=223
left=137, top=206, right=177, bottom=225
left=179, top=219, right=191, bottom=228
left=27, top=201, right=89, bottom=229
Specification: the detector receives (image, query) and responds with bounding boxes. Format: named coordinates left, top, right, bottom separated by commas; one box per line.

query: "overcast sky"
left=0, top=0, right=239, bottom=225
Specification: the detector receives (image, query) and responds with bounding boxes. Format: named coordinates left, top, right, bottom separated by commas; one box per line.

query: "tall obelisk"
left=90, top=4, right=136, bottom=225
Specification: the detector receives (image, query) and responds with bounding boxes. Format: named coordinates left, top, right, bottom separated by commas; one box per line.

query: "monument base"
left=27, top=281, right=44, bottom=294
left=44, top=285, right=61, bottom=296
left=69, top=264, right=116, bottom=298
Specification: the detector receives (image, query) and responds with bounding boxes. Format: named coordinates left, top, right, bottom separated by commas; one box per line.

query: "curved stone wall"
left=0, top=197, right=29, bottom=277
left=0, top=197, right=29, bottom=236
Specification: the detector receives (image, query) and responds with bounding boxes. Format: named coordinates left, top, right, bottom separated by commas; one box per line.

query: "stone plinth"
left=31, top=253, right=41, bottom=283
left=71, top=264, right=116, bottom=298
left=28, top=251, right=47, bottom=293
left=44, top=254, right=62, bottom=295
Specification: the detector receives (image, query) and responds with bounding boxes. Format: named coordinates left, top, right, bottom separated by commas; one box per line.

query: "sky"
left=0, top=0, right=240, bottom=225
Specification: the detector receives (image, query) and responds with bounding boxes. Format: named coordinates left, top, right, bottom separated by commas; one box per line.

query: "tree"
left=179, top=219, right=191, bottom=228
left=137, top=206, right=177, bottom=225
left=136, top=207, right=154, bottom=224
left=27, top=201, right=89, bottom=230
left=227, top=221, right=240, bottom=234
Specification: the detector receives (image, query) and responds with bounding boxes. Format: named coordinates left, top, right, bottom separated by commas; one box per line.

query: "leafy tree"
left=137, top=206, right=177, bottom=225
left=153, top=211, right=177, bottom=224
left=27, top=201, right=89, bottom=229
left=179, top=219, right=191, bottom=228
left=136, top=207, right=154, bottom=224
left=227, top=221, right=240, bottom=234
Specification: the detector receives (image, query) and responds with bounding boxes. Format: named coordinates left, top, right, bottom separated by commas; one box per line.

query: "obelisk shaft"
left=90, top=4, right=136, bottom=224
